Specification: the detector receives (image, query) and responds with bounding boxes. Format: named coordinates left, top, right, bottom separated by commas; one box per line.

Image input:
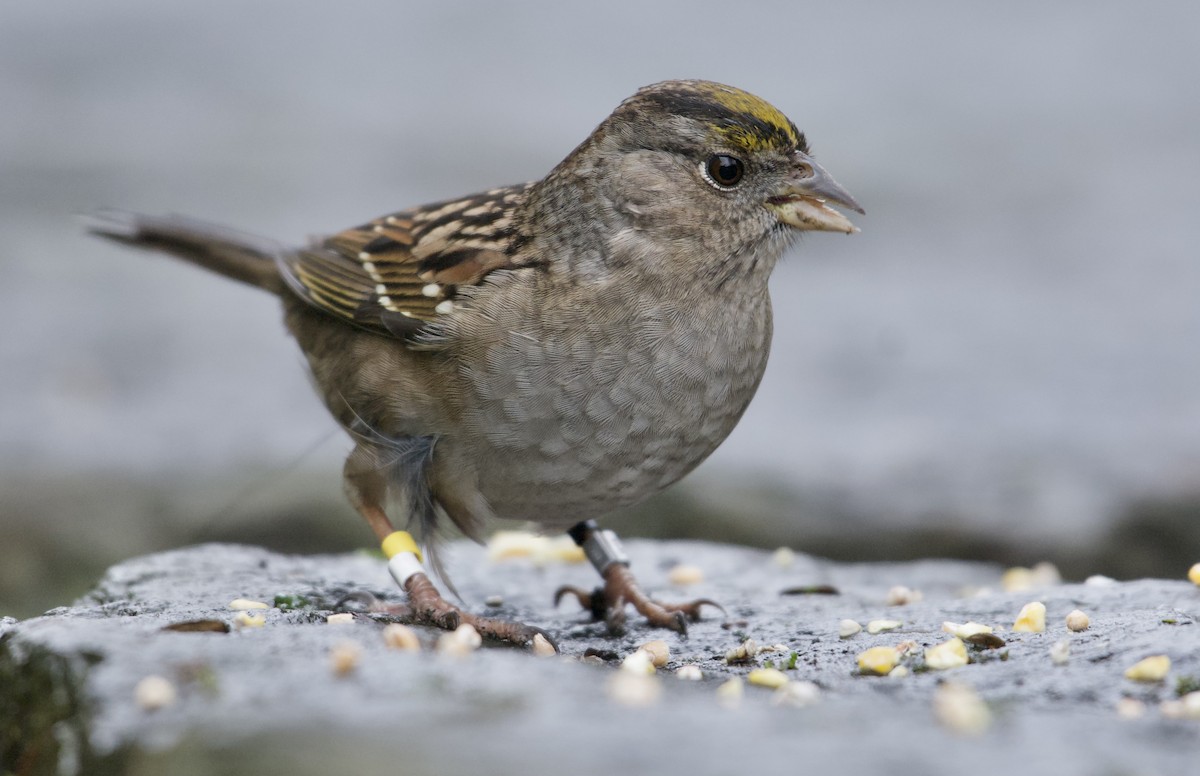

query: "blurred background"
left=3, top=1, right=1198, bottom=618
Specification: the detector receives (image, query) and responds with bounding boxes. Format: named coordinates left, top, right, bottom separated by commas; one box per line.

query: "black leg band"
left=567, top=520, right=630, bottom=575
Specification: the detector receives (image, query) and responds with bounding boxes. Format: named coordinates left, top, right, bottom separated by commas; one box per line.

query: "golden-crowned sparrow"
left=89, top=80, right=861, bottom=646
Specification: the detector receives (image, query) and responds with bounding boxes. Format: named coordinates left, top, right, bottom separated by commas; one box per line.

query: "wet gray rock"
left=4, top=541, right=1199, bottom=776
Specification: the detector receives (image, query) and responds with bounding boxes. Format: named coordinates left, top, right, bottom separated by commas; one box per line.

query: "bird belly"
left=452, top=292, right=773, bottom=525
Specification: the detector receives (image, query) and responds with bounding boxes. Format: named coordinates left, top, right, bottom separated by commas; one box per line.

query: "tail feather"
left=85, top=210, right=285, bottom=294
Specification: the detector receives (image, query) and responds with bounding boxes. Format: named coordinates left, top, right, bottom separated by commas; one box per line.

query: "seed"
left=942, top=621, right=993, bottom=639
left=329, top=641, right=362, bottom=676
left=675, top=665, right=702, bottom=681
left=771, top=547, right=796, bottom=568
left=621, top=649, right=656, bottom=675
left=1124, top=655, right=1170, bottom=682
left=1065, top=609, right=1090, bottom=632
left=381, top=623, right=420, bottom=651
left=607, top=672, right=661, bottom=707
left=857, top=646, right=900, bottom=676
left=1012, top=601, right=1046, bottom=633
left=838, top=619, right=862, bottom=639
left=747, top=667, right=789, bottom=689
left=232, top=611, right=264, bottom=629
left=1049, top=639, right=1070, bottom=666
left=924, top=638, right=968, bottom=671
left=1115, top=697, right=1146, bottom=719
left=437, top=623, right=482, bottom=657
left=531, top=633, right=556, bottom=657
left=326, top=613, right=355, bottom=625
left=772, top=680, right=820, bottom=707
left=1160, top=692, right=1200, bottom=720
left=716, top=677, right=744, bottom=709
left=1188, top=563, right=1200, bottom=586
left=725, top=638, right=757, bottom=665
left=228, top=598, right=269, bottom=610
left=886, top=585, right=922, bottom=606
left=638, top=640, right=670, bottom=668
left=668, top=564, right=704, bottom=586
left=866, top=619, right=902, bottom=635
left=134, top=675, right=176, bottom=711
left=933, top=682, right=991, bottom=735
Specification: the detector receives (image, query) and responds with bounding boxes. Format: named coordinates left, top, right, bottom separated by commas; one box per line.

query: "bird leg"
left=361, top=524, right=552, bottom=648
left=344, top=452, right=552, bottom=649
left=554, top=520, right=722, bottom=635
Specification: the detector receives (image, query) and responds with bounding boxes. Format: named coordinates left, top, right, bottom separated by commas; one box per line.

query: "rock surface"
left=3, top=541, right=1199, bottom=775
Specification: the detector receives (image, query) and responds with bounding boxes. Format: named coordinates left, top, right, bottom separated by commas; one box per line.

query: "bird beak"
left=767, top=151, right=864, bottom=234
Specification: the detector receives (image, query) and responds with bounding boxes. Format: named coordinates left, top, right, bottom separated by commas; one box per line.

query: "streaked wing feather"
left=277, top=184, right=533, bottom=338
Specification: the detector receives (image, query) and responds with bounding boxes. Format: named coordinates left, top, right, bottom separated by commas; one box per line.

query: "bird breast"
left=447, top=267, right=773, bottom=524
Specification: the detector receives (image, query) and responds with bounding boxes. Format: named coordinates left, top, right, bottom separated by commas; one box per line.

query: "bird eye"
left=704, top=154, right=745, bottom=189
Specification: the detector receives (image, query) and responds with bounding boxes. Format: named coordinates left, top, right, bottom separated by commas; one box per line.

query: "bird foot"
left=371, top=572, right=556, bottom=651
left=554, top=563, right=723, bottom=636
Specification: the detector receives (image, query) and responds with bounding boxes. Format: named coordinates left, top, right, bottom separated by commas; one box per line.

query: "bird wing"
left=278, top=183, right=533, bottom=338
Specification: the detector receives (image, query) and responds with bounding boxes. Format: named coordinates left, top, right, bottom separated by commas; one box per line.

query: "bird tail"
left=85, top=210, right=286, bottom=294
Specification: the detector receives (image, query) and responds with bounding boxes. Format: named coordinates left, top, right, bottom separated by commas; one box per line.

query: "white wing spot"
left=435, top=300, right=455, bottom=315
left=375, top=284, right=388, bottom=295
left=421, top=283, right=441, bottom=297
left=378, top=294, right=395, bottom=309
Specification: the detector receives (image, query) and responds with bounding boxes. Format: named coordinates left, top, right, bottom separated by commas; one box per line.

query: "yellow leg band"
left=381, top=530, right=423, bottom=562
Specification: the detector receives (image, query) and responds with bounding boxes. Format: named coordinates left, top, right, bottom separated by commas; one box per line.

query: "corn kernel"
left=1012, top=601, right=1046, bottom=633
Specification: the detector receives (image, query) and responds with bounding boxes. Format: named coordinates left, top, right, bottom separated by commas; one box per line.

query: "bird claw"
left=554, top=565, right=721, bottom=635
left=367, top=572, right=556, bottom=651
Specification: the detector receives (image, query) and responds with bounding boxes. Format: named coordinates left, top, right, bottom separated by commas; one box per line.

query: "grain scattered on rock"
left=772, top=680, right=820, bottom=707
left=771, top=547, right=796, bottom=568
left=638, top=640, right=670, bottom=668
left=942, top=621, right=994, bottom=639
left=1124, top=655, right=1170, bottom=682
left=1115, top=697, right=1147, bottom=719
left=675, top=665, right=702, bottom=681
left=607, top=671, right=661, bottom=707
left=886, top=585, right=922, bottom=606
left=857, top=646, right=900, bottom=676
left=228, top=598, right=269, bottom=611
left=667, top=564, right=704, bottom=586
left=621, top=649, right=656, bottom=675
left=725, top=638, right=758, bottom=665
left=485, top=531, right=585, bottom=565
left=1188, top=563, right=1200, bottom=587
left=1065, top=609, right=1090, bottom=632
left=1001, top=562, right=1061, bottom=592
left=1160, top=692, right=1200, bottom=720
left=924, top=638, right=968, bottom=671
left=329, top=641, right=362, bottom=676
left=134, top=675, right=177, bottom=711
left=716, top=677, right=744, bottom=709
left=531, top=633, right=556, bottom=657
left=382, top=623, right=420, bottom=651
left=1012, top=601, right=1046, bottom=633
left=1050, top=639, right=1071, bottom=666
left=232, top=611, right=264, bottom=629
left=437, top=623, right=482, bottom=657
left=866, top=619, right=902, bottom=635
left=933, top=682, right=991, bottom=735
left=326, top=613, right=355, bottom=625
left=839, top=619, right=862, bottom=639
left=747, top=667, right=789, bottom=689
